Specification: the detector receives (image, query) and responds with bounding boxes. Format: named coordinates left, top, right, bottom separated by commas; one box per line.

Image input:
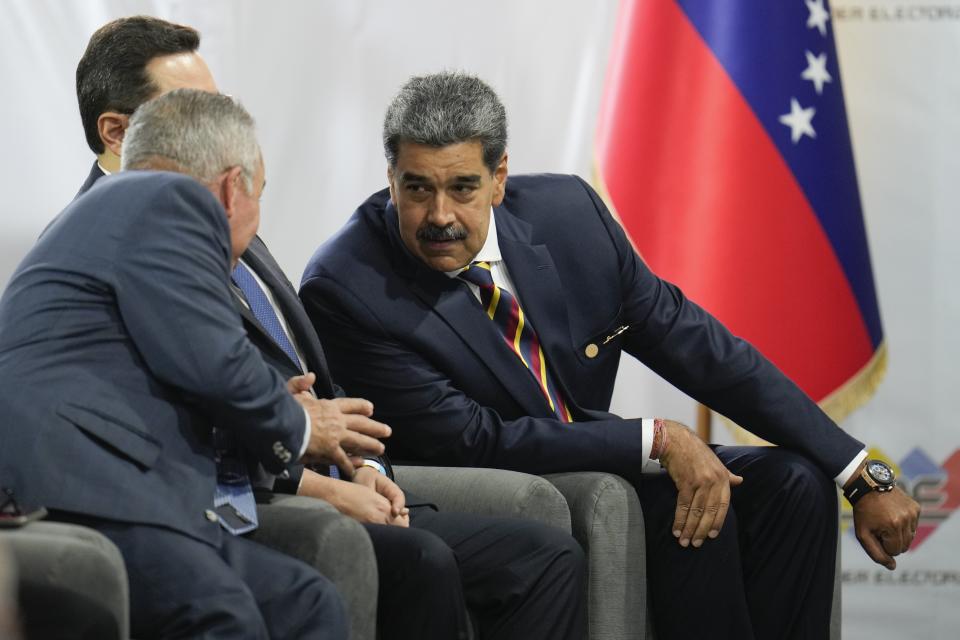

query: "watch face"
left=867, top=460, right=894, bottom=485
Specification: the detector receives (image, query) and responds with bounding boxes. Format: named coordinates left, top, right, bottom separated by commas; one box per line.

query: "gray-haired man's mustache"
left=417, top=225, right=468, bottom=241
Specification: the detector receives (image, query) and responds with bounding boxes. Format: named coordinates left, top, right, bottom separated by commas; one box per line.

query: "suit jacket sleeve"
left=114, top=178, right=305, bottom=473
left=300, top=275, right=647, bottom=480
left=303, top=174, right=864, bottom=481
left=573, top=176, right=864, bottom=477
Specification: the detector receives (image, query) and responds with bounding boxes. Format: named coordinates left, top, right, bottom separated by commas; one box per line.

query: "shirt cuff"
left=362, top=458, right=387, bottom=475
left=294, top=465, right=305, bottom=494
left=835, top=449, right=868, bottom=488
left=297, top=406, right=311, bottom=461
left=640, top=418, right=661, bottom=473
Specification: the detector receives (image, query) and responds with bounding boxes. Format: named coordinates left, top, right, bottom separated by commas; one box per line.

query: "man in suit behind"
left=300, top=71, right=923, bottom=639
left=70, top=17, right=588, bottom=640
left=0, top=89, right=396, bottom=639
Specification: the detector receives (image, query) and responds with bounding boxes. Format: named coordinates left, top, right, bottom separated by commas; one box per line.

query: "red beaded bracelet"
left=650, top=418, right=668, bottom=460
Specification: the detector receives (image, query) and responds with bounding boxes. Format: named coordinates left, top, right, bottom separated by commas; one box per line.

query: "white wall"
left=831, top=2, right=960, bottom=637
left=0, top=0, right=618, bottom=284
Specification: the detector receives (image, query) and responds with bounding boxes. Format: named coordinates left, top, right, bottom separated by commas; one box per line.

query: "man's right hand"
left=656, top=419, right=743, bottom=549
left=294, top=395, right=391, bottom=479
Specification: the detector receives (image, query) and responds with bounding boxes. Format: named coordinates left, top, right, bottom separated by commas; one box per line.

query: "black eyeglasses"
left=0, top=487, right=21, bottom=517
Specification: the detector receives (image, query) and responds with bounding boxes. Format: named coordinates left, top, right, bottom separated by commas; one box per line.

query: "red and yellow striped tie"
left=458, top=261, right=573, bottom=422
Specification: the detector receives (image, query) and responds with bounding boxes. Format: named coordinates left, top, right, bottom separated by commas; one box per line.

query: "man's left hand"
left=852, top=487, right=920, bottom=570
left=353, top=466, right=409, bottom=525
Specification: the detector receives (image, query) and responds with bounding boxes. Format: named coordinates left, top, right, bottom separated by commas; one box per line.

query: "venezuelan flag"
left=595, top=0, right=885, bottom=426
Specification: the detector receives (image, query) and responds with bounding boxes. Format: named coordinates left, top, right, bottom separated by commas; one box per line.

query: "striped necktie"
left=458, top=261, right=572, bottom=422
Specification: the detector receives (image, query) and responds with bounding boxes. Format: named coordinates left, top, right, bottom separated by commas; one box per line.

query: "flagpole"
left=696, top=404, right=711, bottom=442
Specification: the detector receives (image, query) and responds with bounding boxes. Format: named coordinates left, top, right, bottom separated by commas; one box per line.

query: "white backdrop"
left=0, top=1, right=957, bottom=636
left=829, top=2, right=960, bottom=638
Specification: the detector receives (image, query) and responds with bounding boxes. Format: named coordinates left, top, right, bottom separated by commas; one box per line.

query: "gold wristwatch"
left=843, top=459, right=895, bottom=506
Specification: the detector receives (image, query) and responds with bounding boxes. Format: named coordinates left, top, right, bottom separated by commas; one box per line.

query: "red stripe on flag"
left=596, top=0, right=872, bottom=400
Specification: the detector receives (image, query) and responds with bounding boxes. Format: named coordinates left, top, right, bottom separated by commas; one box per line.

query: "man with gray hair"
left=301, top=71, right=920, bottom=639
left=120, top=87, right=261, bottom=193
left=0, top=89, right=398, bottom=639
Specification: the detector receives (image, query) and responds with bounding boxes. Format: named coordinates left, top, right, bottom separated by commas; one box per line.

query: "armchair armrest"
left=394, top=466, right=571, bottom=533
left=251, top=493, right=377, bottom=640
left=544, top=472, right=647, bottom=639
left=2, top=521, right=129, bottom=640
left=0, top=538, right=19, bottom=639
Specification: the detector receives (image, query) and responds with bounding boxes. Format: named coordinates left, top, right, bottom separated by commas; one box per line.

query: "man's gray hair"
left=121, top=89, right=260, bottom=190
left=383, top=72, right=507, bottom=173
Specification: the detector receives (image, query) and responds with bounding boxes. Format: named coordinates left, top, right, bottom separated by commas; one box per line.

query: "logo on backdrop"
left=841, top=446, right=960, bottom=548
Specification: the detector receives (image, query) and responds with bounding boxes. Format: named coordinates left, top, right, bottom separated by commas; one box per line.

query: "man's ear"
left=491, top=153, right=509, bottom=207
left=96, top=112, right=130, bottom=157
left=218, top=166, right=245, bottom=220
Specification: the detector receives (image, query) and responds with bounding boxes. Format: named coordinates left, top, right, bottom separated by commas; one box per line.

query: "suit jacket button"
left=585, top=343, right=599, bottom=359
left=273, top=441, right=292, bottom=463
left=204, top=509, right=218, bottom=523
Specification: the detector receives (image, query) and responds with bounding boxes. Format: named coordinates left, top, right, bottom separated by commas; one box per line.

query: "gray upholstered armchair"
left=399, top=467, right=843, bottom=640
left=1, top=520, right=129, bottom=639
left=396, top=467, right=650, bottom=638
left=2, top=470, right=841, bottom=640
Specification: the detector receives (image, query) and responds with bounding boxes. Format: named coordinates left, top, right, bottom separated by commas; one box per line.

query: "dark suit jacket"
left=76, top=163, right=390, bottom=493
left=300, top=173, right=865, bottom=482
left=0, top=171, right=306, bottom=544
left=237, top=236, right=347, bottom=492
left=75, top=160, right=103, bottom=199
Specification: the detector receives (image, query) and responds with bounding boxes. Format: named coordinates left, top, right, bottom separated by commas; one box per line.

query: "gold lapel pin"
left=602, top=325, right=629, bottom=345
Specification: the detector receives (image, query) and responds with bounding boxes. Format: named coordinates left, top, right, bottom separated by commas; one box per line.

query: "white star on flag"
left=806, top=0, right=830, bottom=36
left=801, top=50, right=832, bottom=94
left=779, top=98, right=816, bottom=143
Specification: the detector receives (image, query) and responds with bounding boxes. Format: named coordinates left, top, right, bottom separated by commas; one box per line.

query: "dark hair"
left=383, top=72, right=508, bottom=173
left=76, top=16, right=200, bottom=154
